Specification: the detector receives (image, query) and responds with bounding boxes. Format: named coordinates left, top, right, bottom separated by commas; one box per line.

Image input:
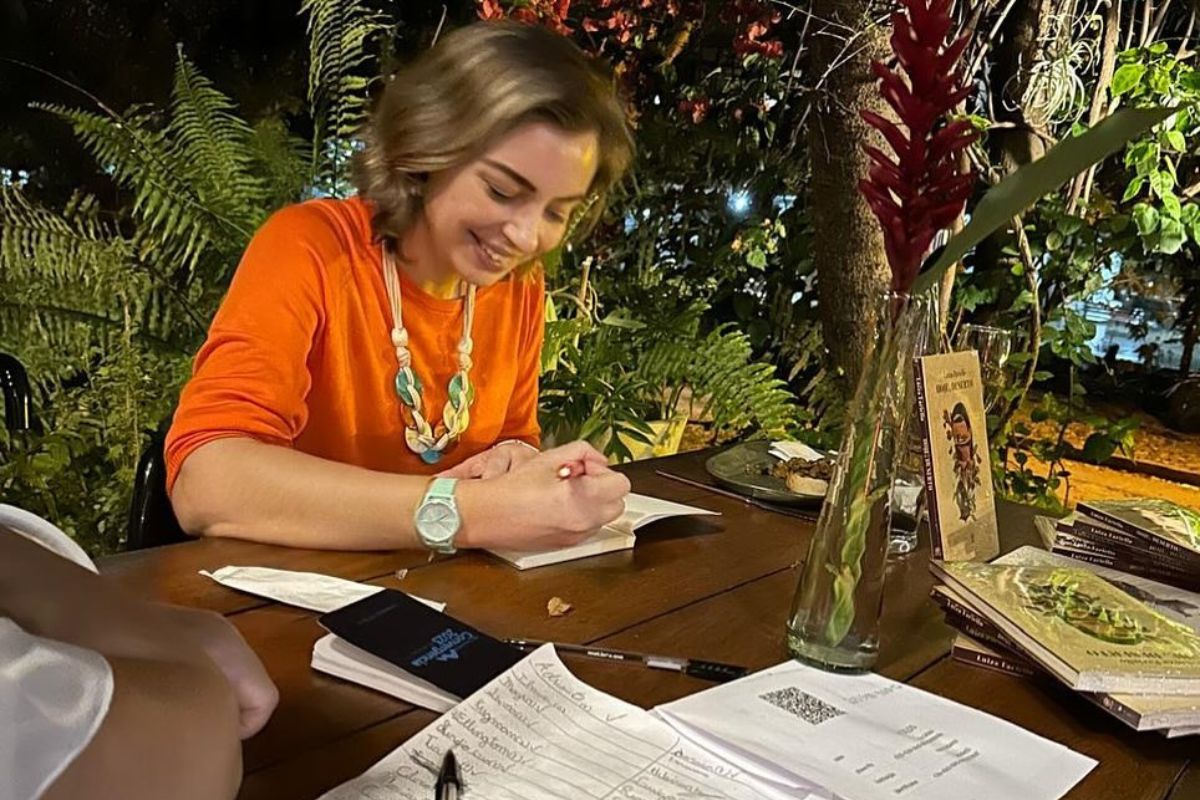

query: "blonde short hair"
left=353, top=21, right=634, bottom=249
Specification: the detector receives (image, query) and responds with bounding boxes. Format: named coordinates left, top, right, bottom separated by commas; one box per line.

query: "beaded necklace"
left=382, top=245, right=476, bottom=464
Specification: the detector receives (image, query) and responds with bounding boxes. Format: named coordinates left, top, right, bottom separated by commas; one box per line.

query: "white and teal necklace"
left=382, top=245, right=477, bottom=465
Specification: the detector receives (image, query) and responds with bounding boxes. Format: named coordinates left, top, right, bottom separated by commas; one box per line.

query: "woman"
left=167, top=22, right=634, bottom=553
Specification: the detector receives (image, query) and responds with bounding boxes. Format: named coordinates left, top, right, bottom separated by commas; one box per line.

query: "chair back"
left=126, top=419, right=190, bottom=550
left=0, top=353, right=37, bottom=432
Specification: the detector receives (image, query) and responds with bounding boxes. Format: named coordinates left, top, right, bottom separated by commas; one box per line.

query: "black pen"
left=434, top=749, right=462, bottom=800
left=505, top=638, right=749, bottom=683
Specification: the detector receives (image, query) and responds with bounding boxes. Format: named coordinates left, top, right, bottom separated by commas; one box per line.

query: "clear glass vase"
left=889, top=290, right=943, bottom=556
left=786, top=291, right=927, bottom=672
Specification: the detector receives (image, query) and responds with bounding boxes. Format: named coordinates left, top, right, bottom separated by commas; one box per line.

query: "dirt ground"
left=1015, top=405, right=1200, bottom=510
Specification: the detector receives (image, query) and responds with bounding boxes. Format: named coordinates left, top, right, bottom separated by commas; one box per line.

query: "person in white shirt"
left=0, top=505, right=278, bottom=800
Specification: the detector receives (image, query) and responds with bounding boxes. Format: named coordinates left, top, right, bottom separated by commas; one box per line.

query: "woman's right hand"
left=455, top=441, right=631, bottom=551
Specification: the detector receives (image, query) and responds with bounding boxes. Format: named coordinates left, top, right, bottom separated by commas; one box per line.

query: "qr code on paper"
left=759, top=687, right=845, bottom=725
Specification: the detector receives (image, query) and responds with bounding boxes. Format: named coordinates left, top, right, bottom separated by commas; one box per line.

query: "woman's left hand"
left=438, top=440, right=539, bottom=480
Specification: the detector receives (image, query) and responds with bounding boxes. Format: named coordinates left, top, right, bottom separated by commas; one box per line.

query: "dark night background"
left=0, top=0, right=474, bottom=206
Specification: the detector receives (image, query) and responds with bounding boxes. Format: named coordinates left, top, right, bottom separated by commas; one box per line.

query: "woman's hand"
left=455, top=441, right=631, bottom=551
left=438, top=439, right=539, bottom=480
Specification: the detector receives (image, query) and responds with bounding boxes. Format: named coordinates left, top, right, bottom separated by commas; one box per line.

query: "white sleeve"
left=0, top=506, right=115, bottom=800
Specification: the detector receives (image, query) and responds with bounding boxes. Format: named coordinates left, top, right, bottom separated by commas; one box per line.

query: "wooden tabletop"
left=98, top=449, right=1199, bottom=800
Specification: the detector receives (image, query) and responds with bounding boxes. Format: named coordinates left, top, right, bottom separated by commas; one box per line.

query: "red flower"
left=858, top=0, right=977, bottom=294
left=678, top=96, right=710, bottom=124
left=478, top=0, right=505, bottom=19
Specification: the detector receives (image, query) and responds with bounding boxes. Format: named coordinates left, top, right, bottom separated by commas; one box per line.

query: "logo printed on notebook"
left=411, top=628, right=478, bottom=667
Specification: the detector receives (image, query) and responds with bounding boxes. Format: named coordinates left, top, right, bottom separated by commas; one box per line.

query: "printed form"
left=319, top=645, right=816, bottom=800
left=655, top=658, right=1097, bottom=800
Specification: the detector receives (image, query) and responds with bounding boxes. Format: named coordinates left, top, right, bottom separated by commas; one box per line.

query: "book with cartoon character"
left=913, top=350, right=999, bottom=561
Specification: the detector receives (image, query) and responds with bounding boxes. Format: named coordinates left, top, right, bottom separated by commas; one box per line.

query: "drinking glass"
left=955, top=324, right=1012, bottom=414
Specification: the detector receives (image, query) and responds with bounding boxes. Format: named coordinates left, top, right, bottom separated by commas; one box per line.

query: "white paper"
left=489, top=493, right=718, bottom=569
left=612, top=492, right=720, bottom=533
left=769, top=440, right=827, bottom=463
left=199, top=566, right=445, bottom=613
left=319, top=645, right=811, bottom=800
left=311, top=634, right=458, bottom=712
left=656, top=658, right=1097, bottom=800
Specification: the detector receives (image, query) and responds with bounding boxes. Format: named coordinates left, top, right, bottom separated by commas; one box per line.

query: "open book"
left=487, top=492, right=719, bottom=569
left=319, top=644, right=1095, bottom=800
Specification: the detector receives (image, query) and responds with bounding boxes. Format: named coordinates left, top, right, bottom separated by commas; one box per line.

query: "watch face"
left=416, top=498, right=459, bottom=544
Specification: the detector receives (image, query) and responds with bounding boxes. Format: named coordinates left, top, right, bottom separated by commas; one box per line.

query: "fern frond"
left=248, top=118, right=311, bottom=208
left=301, top=0, right=392, bottom=191
left=36, top=103, right=239, bottom=274
left=166, top=48, right=269, bottom=228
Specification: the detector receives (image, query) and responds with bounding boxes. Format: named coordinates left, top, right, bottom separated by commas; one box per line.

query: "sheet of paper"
left=199, top=566, right=444, bottom=614
left=615, top=492, right=719, bottom=531
left=319, top=645, right=815, bottom=800
left=656, top=658, right=1097, bottom=800
left=769, top=440, right=826, bottom=462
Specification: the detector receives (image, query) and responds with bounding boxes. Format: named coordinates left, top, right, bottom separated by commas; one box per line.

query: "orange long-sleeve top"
left=164, top=196, right=544, bottom=493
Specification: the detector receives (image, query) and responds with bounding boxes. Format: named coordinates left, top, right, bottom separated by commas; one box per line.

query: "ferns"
left=541, top=301, right=800, bottom=460
left=301, top=0, right=393, bottom=192
left=637, top=315, right=798, bottom=438
left=167, top=48, right=269, bottom=229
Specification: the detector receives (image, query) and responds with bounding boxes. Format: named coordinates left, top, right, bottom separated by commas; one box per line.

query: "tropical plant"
left=0, top=0, right=384, bottom=554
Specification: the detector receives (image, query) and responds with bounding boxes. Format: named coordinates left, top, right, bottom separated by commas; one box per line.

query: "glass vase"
left=889, top=290, right=942, bottom=556
left=786, top=291, right=927, bottom=672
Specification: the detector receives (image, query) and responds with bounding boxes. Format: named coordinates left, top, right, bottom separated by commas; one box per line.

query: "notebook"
left=487, top=492, right=719, bottom=569
left=311, top=589, right=523, bottom=713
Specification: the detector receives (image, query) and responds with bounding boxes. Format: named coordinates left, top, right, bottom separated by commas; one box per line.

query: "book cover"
left=1076, top=499, right=1200, bottom=562
left=913, top=350, right=999, bottom=562
left=933, top=561, right=1200, bottom=694
left=318, top=589, right=523, bottom=699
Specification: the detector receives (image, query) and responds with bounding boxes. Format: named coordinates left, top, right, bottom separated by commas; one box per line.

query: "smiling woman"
left=164, top=21, right=635, bottom=555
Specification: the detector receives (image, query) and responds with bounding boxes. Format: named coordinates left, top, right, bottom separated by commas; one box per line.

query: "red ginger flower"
left=858, top=0, right=977, bottom=295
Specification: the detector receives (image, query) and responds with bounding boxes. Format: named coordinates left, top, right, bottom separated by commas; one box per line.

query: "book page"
left=617, top=493, right=719, bottom=531
left=656, top=658, right=1096, bottom=800
left=320, top=645, right=809, bottom=800
left=488, top=493, right=717, bottom=568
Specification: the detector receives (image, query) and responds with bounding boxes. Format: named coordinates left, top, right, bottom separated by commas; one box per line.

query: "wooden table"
left=97, top=450, right=1199, bottom=799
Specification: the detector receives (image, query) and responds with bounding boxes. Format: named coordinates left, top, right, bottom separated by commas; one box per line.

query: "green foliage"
left=0, top=18, right=340, bottom=554
left=540, top=300, right=799, bottom=462
left=301, top=0, right=392, bottom=194
left=916, top=105, right=1175, bottom=294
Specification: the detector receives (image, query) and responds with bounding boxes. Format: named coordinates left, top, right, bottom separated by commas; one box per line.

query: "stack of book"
left=931, top=545, right=1200, bottom=737
left=1033, top=499, right=1200, bottom=592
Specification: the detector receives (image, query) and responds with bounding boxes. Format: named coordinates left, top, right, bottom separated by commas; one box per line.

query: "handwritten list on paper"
left=319, top=645, right=800, bottom=800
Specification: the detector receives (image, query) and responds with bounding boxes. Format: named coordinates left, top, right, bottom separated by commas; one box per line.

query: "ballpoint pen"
left=434, top=749, right=462, bottom=799
left=505, top=638, right=749, bottom=682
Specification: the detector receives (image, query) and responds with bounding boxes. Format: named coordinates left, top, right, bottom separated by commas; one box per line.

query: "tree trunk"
left=1181, top=313, right=1198, bottom=376
left=808, top=0, right=891, bottom=394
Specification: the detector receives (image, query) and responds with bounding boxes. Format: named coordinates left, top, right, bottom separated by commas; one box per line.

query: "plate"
left=704, top=441, right=827, bottom=506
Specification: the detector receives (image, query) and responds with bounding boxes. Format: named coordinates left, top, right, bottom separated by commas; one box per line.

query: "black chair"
left=0, top=352, right=38, bottom=433
left=125, top=418, right=191, bottom=551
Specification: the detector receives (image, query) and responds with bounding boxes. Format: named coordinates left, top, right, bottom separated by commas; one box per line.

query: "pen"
left=434, top=749, right=462, bottom=800
left=556, top=460, right=585, bottom=479
left=505, top=638, right=749, bottom=683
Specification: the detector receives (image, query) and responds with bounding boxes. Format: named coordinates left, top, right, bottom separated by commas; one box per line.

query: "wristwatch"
left=413, top=477, right=462, bottom=554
